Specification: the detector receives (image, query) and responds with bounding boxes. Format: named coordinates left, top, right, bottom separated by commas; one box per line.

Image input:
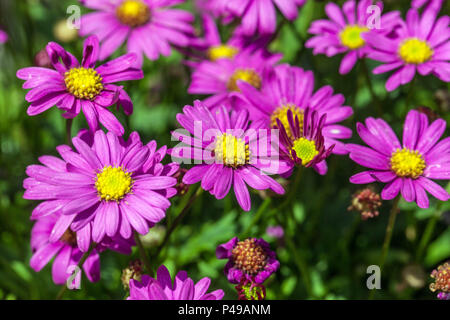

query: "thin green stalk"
left=361, top=59, right=382, bottom=116
left=154, top=186, right=203, bottom=259
left=65, top=118, right=73, bottom=146
left=134, top=231, right=153, bottom=277
left=404, top=76, right=416, bottom=115
left=241, top=197, right=272, bottom=238
left=416, top=201, right=444, bottom=262
left=56, top=244, right=96, bottom=300
left=369, top=195, right=400, bottom=299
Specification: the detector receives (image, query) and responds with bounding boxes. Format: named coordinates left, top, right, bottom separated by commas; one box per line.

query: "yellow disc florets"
left=214, top=133, right=250, bottom=168
left=271, top=104, right=304, bottom=139
left=339, top=25, right=369, bottom=50
left=116, top=0, right=150, bottom=27
left=95, top=166, right=133, bottom=201
left=227, top=69, right=262, bottom=92
left=232, top=239, right=267, bottom=275
left=398, top=38, right=433, bottom=64
left=207, top=44, right=238, bottom=61
left=390, top=148, right=426, bottom=179
left=291, top=137, right=319, bottom=165
left=64, top=67, right=104, bottom=100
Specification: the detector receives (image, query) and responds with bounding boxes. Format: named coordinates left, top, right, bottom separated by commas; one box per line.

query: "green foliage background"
left=0, top=0, right=449, bottom=300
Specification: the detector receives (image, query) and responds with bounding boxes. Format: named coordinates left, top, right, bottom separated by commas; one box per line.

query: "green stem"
left=241, top=197, right=272, bottom=238
left=361, top=59, right=382, bottom=116
left=56, top=243, right=96, bottom=300
left=369, top=195, right=400, bottom=299
left=416, top=201, right=443, bottom=262
left=404, top=76, right=416, bottom=115
left=65, top=118, right=73, bottom=146
left=134, top=231, right=153, bottom=277
left=154, top=186, right=203, bottom=259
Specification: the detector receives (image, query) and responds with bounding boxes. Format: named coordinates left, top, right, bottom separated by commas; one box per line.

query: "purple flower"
left=128, top=265, right=224, bottom=300
left=79, top=0, right=194, bottom=66
left=30, top=212, right=134, bottom=285
left=277, top=108, right=335, bottom=175
left=225, top=0, right=306, bottom=36
left=363, top=5, right=450, bottom=91
left=0, top=29, right=7, bottom=44
left=306, top=0, right=401, bottom=74
left=188, top=49, right=281, bottom=109
left=412, top=0, right=443, bottom=9
left=171, top=100, right=287, bottom=211
left=188, top=14, right=275, bottom=65
left=266, top=225, right=284, bottom=239
left=216, top=237, right=280, bottom=284
left=16, top=36, right=142, bottom=136
left=24, top=129, right=179, bottom=249
left=348, top=110, right=450, bottom=208
left=236, top=64, right=353, bottom=162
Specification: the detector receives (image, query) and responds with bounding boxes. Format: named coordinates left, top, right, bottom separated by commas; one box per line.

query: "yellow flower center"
left=227, top=69, right=261, bottom=92
left=390, top=148, right=426, bottom=179
left=398, top=38, right=433, bottom=64
left=339, top=25, right=369, bottom=50
left=291, top=137, right=319, bottom=165
left=214, top=133, right=250, bottom=168
left=116, top=0, right=150, bottom=27
left=64, top=67, right=104, bottom=100
left=95, top=166, right=133, bottom=201
left=270, top=104, right=304, bottom=139
left=207, top=44, right=238, bottom=61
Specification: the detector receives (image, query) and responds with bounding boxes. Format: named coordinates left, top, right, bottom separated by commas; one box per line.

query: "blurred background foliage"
left=0, top=0, right=449, bottom=300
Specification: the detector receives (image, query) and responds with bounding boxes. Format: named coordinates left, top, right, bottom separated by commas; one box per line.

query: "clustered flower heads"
left=12, top=0, right=450, bottom=300
left=429, top=261, right=450, bottom=300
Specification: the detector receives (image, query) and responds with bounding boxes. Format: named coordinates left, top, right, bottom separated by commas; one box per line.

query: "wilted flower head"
left=216, top=237, right=280, bottom=284
left=24, top=129, right=178, bottom=249
left=128, top=265, right=224, bottom=300
left=348, top=187, right=382, bottom=220
left=16, top=36, right=143, bottom=135
left=430, top=261, right=450, bottom=300
left=121, top=259, right=144, bottom=290
left=348, top=109, right=450, bottom=208
left=79, top=0, right=195, bottom=66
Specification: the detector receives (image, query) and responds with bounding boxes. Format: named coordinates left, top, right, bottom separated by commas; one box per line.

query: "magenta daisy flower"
left=276, top=108, right=335, bottom=175
left=188, top=49, right=281, bottom=109
left=128, top=265, right=224, bottom=300
left=216, top=237, right=280, bottom=284
left=30, top=213, right=134, bottom=285
left=171, top=100, right=287, bottom=211
left=16, top=36, right=142, bottom=136
left=236, top=64, right=353, bottom=173
left=188, top=14, right=274, bottom=65
left=0, top=29, right=7, bottom=43
left=306, top=0, right=401, bottom=74
left=363, top=5, right=450, bottom=91
left=225, top=0, right=306, bottom=36
left=348, top=110, right=450, bottom=208
left=79, top=0, right=194, bottom=66
left=24, top=129, right=179, bottom=249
